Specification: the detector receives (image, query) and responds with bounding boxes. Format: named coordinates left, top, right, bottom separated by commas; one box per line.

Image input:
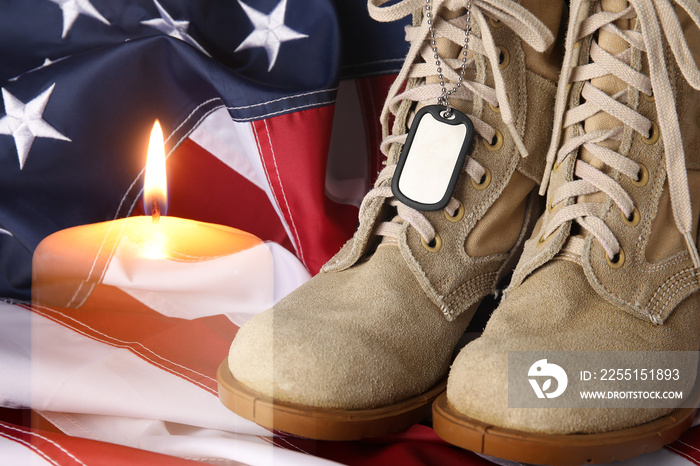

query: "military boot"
left=218, top=0, right=565, bottom=440
left=434, top=0, right=700, bottom=463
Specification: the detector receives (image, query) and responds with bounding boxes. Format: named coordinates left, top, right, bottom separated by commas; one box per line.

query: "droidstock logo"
left=528, top=359, right=568, bottom=399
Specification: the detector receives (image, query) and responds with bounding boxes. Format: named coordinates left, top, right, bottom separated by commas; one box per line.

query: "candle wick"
left=152, top=199, right=160, bottom=224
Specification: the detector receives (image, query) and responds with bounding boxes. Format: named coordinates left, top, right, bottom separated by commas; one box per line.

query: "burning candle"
left=144, top=120, right=167, bottom=223
left=32, top=121, right=274, bottom=318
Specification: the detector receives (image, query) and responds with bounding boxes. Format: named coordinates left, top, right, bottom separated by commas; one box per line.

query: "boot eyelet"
left=444, top=201, right=465, bottom=223
left=574, top=40, right=581, bottom=49
left=643, top=90, right=655, bottom=102
left=489, top=17, right=504, bottom=28
left=421, top=234, right=442, bottom=252
left=552, top=160, right=561, bottom=173
left=631, top=164, right=649, bottom=187
left=622, top=207, right=641, bottom=227
left=489, top=102, right=500, bottom=113
left=548, top=199, right=556, bottom=213
left=606, top=248, right=625, bottom=268
left=471, top=168, right=491, bottom=190
left=642, top=122, right=659, bottom=145
left=537, top=225, right=562, bottom=247
left=497, top=46, right=510, bottom=70
left=483, top=129, right=503, bottom=151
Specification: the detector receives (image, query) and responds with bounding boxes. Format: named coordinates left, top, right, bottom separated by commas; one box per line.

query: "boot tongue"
left=568, top=0, right=632, bottom=241
left=580, top=0, right=631, bottom=174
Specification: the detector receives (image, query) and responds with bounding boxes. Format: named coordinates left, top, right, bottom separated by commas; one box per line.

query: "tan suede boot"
left=434, top=0, right=700, bottom=464
left=217, top=0, right=564, bottom=440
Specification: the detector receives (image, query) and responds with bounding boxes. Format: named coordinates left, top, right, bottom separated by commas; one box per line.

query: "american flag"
left=1, top=1, right=699, bottom=464
left=0, top=0, right=406, bottom=302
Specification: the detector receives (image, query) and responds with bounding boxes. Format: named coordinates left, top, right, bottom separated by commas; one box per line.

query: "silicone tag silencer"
left=392, top=105, right=474, bottom=211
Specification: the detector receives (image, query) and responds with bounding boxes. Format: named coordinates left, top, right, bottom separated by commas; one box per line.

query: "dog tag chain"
left=392, top=0, right=475, bottom=211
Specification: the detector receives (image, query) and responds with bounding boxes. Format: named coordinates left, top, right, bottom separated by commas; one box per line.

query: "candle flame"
left=144, top=120, right=167, bottom=220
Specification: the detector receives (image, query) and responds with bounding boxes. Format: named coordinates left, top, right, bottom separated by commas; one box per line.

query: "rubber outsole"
left=217, top=359, right=445, bottom=441
left=432, top=392, right=696, bottom=465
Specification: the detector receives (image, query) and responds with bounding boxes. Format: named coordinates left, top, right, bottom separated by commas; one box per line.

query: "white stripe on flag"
left=102, top=240, right=309, bottom=326
left=0, top=434, right=56, bottom=466
left=0, top=302, right=264, bottom=435
left=41, top=413, right=344, bottom=466
left=103, top=242, right=274, bottom=321
left=187, top=107, right=267, bottom=191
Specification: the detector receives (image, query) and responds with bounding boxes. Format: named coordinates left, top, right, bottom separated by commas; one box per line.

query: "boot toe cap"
left=446, top=336, right=673, bottom=435
left=227, top=244, right=473, bottom=410
left=228, top=306, right=437, bottom=410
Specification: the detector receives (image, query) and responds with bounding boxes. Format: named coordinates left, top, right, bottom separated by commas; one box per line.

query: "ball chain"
left=425, top=0, right=473, bottom=116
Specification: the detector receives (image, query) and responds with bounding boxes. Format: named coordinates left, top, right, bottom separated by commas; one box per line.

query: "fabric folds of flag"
left=4, top=1, right=699, bottom=465
left=0, top=0, right=405, bottom=301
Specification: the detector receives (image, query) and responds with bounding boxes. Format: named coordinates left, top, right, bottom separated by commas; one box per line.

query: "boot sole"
left=217, top=359, right=446, bottom=440
left=432, top=392, right=696, bottom=465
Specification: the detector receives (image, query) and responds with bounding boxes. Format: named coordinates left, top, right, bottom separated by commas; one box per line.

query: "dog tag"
left=392, top=105, right=474, bottom=211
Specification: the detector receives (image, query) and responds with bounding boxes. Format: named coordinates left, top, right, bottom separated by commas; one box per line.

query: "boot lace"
left=362, top=0, right=555, bottom=244
left=541, top=0, right=700, bottom=267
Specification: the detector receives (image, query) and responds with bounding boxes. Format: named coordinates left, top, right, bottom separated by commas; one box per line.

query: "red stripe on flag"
left=0, top=420, right=201, bottom=465
left=271, top=424, right=497, bottom=466
left=252, top=107, right=359, bottom=273
left=27, top=285, right=238, bottom=394
left=667, top=425, right=700, bottom=464
left=133, top=138, right=295, bottom=254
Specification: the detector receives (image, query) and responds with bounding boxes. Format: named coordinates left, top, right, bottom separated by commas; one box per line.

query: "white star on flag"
left=141, top=0, right=211, bottom=57
left=235, top=0, right=308, bottom=71
left=0, top=84, right=71, bottom=170
left=47, top=0, right=110, bottom=39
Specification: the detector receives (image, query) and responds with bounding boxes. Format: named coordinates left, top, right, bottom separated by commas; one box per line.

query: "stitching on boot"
left=445, top=271, right=500, bottom=302
left=653, top=276, right=697, bottom=322
left=641, top=252, right=688, bottom=273
left=648, top=267, right=698, bottom=319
